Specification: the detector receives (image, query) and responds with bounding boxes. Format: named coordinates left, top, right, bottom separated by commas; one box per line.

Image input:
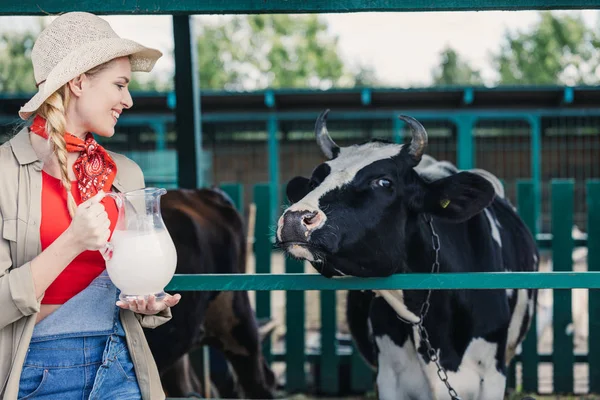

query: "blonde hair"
left=34, top=61, right=112, bottom=218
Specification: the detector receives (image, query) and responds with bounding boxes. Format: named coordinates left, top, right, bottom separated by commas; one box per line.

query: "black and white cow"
left=276, top=111, right=538, bottom=400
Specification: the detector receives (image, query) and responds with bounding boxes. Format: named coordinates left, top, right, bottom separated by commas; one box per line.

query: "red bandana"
left=30, top=115, right=117, bottom=202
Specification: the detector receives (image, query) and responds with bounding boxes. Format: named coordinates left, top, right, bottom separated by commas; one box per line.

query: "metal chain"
left=397, top=214, right=461, bottom=400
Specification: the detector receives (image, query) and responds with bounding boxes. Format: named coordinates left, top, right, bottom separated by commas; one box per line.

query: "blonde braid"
left=34, top=61, right=114, bottom=217
left=37, top=86, right=77, bottom=218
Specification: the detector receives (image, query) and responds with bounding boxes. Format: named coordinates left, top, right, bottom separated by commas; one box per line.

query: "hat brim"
left=19, top=38, right=162, bottom=120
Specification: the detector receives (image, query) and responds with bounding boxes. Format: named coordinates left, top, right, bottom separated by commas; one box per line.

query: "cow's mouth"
left=275, top=241, right=323, bottom=263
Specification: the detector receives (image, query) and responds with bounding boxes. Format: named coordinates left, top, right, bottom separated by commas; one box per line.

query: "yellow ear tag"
left=440, top=199, right=451, bottom=209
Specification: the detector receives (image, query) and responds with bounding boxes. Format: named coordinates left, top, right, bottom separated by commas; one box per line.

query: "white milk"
left=105, top=229, right=177, bottom=297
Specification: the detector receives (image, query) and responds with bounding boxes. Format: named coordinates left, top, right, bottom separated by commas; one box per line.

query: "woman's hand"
left=66, top=191, right=110, bottom=253
left=116, top=293, right=181, bottom=315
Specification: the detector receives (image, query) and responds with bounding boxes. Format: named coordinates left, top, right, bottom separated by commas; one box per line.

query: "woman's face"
left=71, top=57, right=133, bottom=138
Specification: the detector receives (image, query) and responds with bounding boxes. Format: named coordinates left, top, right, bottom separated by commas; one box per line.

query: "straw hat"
left=19, top=12, right=163, bottom=120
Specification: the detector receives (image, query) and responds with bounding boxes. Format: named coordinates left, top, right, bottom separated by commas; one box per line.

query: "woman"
left=0, top=12, right=181, bottom=399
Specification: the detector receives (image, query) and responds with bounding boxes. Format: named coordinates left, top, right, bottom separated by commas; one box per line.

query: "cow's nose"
left=280, top=210, right=325, bottom=241
left=301, top=211, right=321, bottom=230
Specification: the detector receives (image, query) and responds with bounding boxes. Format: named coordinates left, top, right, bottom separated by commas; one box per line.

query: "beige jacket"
left=0, top=127, right=171, bottom=399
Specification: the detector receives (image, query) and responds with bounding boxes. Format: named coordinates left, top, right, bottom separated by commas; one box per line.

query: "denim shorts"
left=18, top=334, right=141, bottom=400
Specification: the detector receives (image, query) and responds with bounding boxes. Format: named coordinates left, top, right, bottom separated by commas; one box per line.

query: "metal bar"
left=588, top=180, right=600, bottom=393
left=552, top=180, right=574, bottom=394
left=6, top=0, right=600, bottom=15
left=268, top=115, right=280, bottom=226
left=563, top=87, right=575, bottom=105
left=165, top=271, right=600, bottom=291
left=319, top=290, right=339, bottom=394
left=361, top=88, right=372, bottom=106
left=392, top=115, right=404, bottom=144
left=350, top=341, right=374, bottom=392
left=150, top=122, right=167, bottom=151
left=456, top=115, right=475, bottom=169
left=253, top=184, right=272, bottom=363
left=506, top=359, right=516, bottom=391
left=463, top=88, right=474, bottom=105
left=528, top=115, right=542, bottom=232
left=173, top=15, right=202, bottom=189
left=285, top=261, right=306, bottom=391
left=516, top=180, right=538, bottom=392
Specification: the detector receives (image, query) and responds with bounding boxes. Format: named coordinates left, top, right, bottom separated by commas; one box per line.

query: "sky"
left=1, top=10, right=599, bottom=88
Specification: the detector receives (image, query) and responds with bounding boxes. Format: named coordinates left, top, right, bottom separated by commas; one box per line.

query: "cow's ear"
left=407, top=172, right=495, bottom=223
left=286, top=176, right=311, bottom=204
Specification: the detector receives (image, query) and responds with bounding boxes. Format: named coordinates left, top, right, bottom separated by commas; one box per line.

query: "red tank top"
left=40, top=171, right=119, bottom=304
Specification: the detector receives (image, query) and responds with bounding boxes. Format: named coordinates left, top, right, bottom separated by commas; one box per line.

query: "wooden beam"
left=3, top=0, right=600, bottom=15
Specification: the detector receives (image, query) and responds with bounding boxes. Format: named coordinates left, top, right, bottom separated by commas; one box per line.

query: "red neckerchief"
left=30, top=115, right=117, bottom=202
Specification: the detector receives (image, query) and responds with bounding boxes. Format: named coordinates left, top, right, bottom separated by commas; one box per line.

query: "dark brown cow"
left=143, top=187, right=276, bottom=399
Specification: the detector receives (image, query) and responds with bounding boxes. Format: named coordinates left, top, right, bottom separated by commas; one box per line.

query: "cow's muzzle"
left=277, top=209, right=325, bottom=244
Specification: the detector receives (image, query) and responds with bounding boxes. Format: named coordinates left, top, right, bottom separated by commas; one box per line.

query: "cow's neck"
left=375, top=213, right=441, bottom=324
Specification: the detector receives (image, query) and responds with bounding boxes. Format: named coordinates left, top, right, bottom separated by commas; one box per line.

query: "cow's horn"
left=399, top=115, right=428, bottom=163
left=315, top=109, right=340, bottom=160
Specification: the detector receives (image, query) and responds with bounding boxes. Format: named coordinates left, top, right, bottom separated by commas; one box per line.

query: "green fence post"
left=268, top=115, right=280, bottom=226
left=151, top=121, right=167, bottom=152
left=281, top=186, right=306, bottom=392
left=456, top=115, right=475, bottom=170
left=320, top=290, right=338, bottom=394
left=506, top=359, right=516, bottom=391
left=392, top=116, right=404, bottom=144
left=588, top=180, right=600, bottom=393
left=254, top=183, right=272, bottom=364
left=528, top=115, right=542, bottom=233
left=172, top=15, right=203, bottom=189
left=219, top=183, right=244, bottom=215
left=351, top=341, right=374, bottom=393
left=516, top=180, right=538, bottom=393
left=552, top=179, right=574, bottom=394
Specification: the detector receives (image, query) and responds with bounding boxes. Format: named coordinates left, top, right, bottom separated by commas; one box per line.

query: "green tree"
left=195, top=15, right=373, bottom=90
left=431, top=47, right=483, bottom=86
left=493, top=11, right=599, bottom=85
left=0, top=30, right=38, bottom=93
left=353, top=63, right=380, bottom=87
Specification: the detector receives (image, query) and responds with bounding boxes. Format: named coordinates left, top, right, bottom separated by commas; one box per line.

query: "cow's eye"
left=373, top=178, right=392, bottom=188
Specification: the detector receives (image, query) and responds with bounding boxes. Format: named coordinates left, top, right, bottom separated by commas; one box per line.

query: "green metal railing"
left=166, top=179, right=600, bottom=395
left=3, top=0, right=600, bottom=15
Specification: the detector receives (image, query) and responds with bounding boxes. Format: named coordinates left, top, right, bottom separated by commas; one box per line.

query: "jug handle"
left=100, top=192, right=123, bottom=262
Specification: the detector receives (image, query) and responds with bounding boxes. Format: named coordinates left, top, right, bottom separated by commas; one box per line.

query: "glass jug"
left=101, top=188, right=177, bottom=302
